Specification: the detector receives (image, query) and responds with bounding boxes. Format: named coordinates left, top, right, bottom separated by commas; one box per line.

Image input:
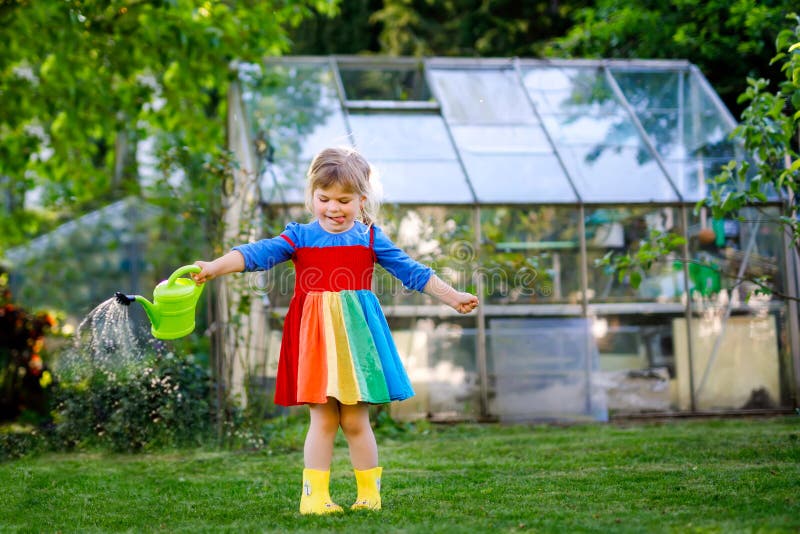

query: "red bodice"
left=282, top=229, right=376, bottom=296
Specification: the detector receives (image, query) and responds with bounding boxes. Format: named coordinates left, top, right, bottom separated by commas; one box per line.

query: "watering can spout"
left=114, top=291, right=160, bottom=329
left=135, top=295, right=161, bottom=330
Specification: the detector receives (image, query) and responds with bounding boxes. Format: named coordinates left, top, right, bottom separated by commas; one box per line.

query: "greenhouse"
left=6, top=56, right=797, bottom=423
left=225, top=56, right=798, bottom=422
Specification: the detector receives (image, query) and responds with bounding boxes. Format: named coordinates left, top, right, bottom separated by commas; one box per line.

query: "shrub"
left=0, top=425, right=48, bottom=461
left=0, top=269, right=57, bottom=424
left=52, top=351, right=212, bottom=452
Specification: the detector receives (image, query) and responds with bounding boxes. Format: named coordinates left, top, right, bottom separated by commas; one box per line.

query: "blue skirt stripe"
left=355, top=290, right=415, bottom=401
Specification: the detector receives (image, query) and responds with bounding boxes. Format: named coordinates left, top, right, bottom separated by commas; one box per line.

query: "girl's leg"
left=304, top=398, right=340, bottom=469
left=339, top=402, right=378, bottom=469
left=341, top=403, right=382, bottom=510
left=300, top=399, right=343, bottom=514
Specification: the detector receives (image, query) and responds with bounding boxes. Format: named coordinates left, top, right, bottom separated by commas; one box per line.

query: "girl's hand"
left=191, top=251, right=245, bottom=284
left=192, top=261, right=216, bottom=284
left=451, top=292, right=479, bottom=314
left=423, top=275, right=479, bottom=314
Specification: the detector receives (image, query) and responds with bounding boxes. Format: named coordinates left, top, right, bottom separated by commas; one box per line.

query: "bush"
left=0, top=425, right=48, bottom=461
left=0, top=269, right=57, bottom=424
left=52, top=351, right=211, bottom=452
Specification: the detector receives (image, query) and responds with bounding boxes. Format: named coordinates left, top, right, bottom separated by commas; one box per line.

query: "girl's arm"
left=423, top=274, right=479, bottom=314
left=192, top=251, right=245, bottom=284
left=193, top=223, right=298, bottom=284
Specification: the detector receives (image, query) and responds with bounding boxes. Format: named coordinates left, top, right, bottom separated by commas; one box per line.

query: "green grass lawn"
left=1, top=416, right=799, bottom=533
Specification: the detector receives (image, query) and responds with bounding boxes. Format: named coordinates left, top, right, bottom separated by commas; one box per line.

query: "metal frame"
left=234, top=55, right=799, bottom=416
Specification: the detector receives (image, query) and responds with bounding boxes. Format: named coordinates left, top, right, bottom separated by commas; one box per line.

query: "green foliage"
left=700, top=14, right=800, bottom=221
left=290, top=0, right=589, bottom=57
left=0, top=0, right=337, bottom=253
left=52, top=352, right=211, bottom=452
left=598, top=14, right=800, bottom=299
left=0, top=2, right=334, bottom=427
left=289, top=0, right=382, bottom=54
left=548, top=0, right=798, bottom=114
left=694, top=13, right=800, bottom=300
left=0, top=425, right=48, bottom=461
left=597, top=229, right=687, bottom=290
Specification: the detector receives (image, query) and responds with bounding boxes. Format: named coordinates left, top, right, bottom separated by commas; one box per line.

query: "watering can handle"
left=167, top=265, right=202, bottom=286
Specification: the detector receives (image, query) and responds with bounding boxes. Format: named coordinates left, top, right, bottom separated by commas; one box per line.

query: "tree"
left=0, top=0, right=337, bottom=253
left=0, top=0, right=339, bottom=433
left=600, top=13, right=800, bottom=302
left=547, top=0, right=798, bottom=115
left=289, top=0, right=590, bottom=57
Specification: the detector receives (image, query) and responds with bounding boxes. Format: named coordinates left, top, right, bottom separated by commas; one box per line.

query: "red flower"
left=29, top=355, right=43, bottom=376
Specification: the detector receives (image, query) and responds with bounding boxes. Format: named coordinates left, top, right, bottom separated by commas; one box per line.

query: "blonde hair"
left=305, top=147, right=382, bottom=226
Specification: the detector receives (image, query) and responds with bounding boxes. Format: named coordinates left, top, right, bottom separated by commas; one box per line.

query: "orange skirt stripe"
left=296, top=290, right=411, bottom=405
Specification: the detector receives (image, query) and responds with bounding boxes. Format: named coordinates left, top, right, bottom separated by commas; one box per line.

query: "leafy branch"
left=600, top=13, right=800, bottom=302
left=596, top=229, right=685, bottom=290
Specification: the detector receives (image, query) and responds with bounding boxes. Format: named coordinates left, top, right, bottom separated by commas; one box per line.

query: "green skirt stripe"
left=340, top=291, right=390, bottom=403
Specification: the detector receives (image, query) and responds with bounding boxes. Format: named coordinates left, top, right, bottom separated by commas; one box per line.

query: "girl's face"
left=313, top=183, right=365, bottom=234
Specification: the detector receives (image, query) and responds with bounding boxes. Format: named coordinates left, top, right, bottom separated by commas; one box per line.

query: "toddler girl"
left=193, top=147, right=478, bottom=514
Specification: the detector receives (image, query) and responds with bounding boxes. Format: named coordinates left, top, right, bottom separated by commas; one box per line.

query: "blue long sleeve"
left=232, top=223, right=298, bottom=271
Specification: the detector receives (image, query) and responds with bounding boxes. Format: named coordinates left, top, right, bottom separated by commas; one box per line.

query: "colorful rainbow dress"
left=233, top=221, right=431, bottom=406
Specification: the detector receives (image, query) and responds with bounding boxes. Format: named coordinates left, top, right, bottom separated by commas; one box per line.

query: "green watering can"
left=115, top=265, right=204, bottom=340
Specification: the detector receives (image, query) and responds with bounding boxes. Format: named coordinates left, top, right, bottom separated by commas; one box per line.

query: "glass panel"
left=610, top=69, right=740, bottom=200
left=487, top=317, right=608, bottom=422
left=522, top=66, right=679, bottom=202
left=665, top=157, right=739, bottom=202
left=673, top=312, right=792, bottom=411
left=258, top=159, right=308, bottom=205
left=7, top=199, right=159, bottom=320
left=390, top=316, right=480, bottom=421
left=559, top=145, right=677, bottom=202
left=611, top=70, right=680, bottom=111
left=480, top=207, right=582, bottom=304
left=240, top=62, right=350, bottom=204
left=349, top=112, right=453, bottom=158
left=368, top=160, right=473, bottom=203
left=541, top=112, right=641, bottom=146
left=632, top=110, right=681, bottom=158
left=524, top=67, right=617, bottom=114
left=460, top=152, right=574, bottom=203
left=338, top=63, right=433, bottom=102
left=585, top=207, right=684, bottom=303
left=673, top=203, right=792, bottom=411
left=685, top=207, right=786, bottom=302
left=348, top=113, right=473, bottom=203
left=427, top=68, right=537, bottom=124
left=429, top=68, right=578, bottom=203
left=593, top=313, right=683, bottom=414
left=450, top=124, right=576, bottom=203
left=451, top=124, right=552, bottom=153
left=683, top=71, right=734, bottom=154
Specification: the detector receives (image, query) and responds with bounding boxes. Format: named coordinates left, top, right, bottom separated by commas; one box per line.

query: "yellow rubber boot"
left=351, top=466, right=382, bottom=510
left=299, top=469, right=343, bottom=515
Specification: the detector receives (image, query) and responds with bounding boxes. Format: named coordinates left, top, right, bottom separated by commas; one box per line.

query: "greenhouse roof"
left=235, top=56, right=739, bottom=206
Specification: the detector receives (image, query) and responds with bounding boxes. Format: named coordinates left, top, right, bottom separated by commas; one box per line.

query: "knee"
left=310, top=406, right=340, bottom=437
left=316, top=416, right=339, bottom=437
left=340, top=412, right=369, bottom=439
